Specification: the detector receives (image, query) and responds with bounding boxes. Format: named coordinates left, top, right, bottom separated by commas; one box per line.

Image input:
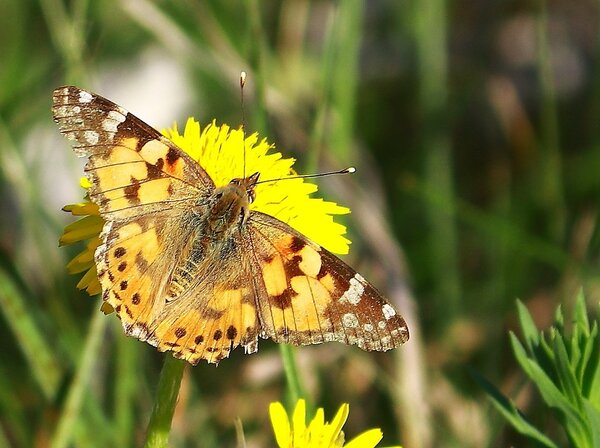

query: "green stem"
left=51, top=301, right=107, bottom=448
left=535, top=0, right=565, bottom=239
left=413, top=0, right=461, bottom=325
left=278, top=344, right=304, bottom=407
left=245, top=0, right=269, bottom=136
left=143, top=355, right=186, bottom=448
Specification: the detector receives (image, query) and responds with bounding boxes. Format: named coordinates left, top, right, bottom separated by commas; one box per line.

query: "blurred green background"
left=1, top=0, right=599, bottom=446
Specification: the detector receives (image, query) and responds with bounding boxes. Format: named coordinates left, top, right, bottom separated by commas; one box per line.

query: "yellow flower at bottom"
left=269, top=399, right=401, bottom=448
left=60, top=119, right=351, bottom=296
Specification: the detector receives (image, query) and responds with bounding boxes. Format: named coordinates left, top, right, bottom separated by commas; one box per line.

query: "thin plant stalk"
left=245, top=0, right=269, bottom=135
left=413, top=0, right=461, bottom=327
left=50, top=300, right=108, bottom=448
left=279, top=344, right=305, bottom=407
left=115, top=333, right=140, bottom=447
left=535, top=0, right=565, bottom=241
left=143, top=355, right=186, bottom=448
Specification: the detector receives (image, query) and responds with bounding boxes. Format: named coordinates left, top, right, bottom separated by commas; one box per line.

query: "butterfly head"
left=229, top=171, right=260, bottom=204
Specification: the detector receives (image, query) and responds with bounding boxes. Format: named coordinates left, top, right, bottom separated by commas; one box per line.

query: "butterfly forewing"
left=52, top=86, right=212, bottom=220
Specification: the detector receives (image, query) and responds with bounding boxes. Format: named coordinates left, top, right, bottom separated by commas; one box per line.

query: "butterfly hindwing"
left=96, top=213, right=175, bottom=336
left=95, top=193, right=261, bottom=365
left=247, top=212, right=409, bottom=351
left=148, top=230, right=261, bottom=365
left=52, top=86, right=213, bottom=220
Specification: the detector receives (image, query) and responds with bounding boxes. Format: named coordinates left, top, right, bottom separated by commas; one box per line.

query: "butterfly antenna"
left=240, top=71, right=247, bottom=179
left=255, top=167, right=356, bottom=185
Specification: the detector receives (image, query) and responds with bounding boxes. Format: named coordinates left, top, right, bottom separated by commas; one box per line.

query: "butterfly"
left=53, top=85, right=409, bottom=365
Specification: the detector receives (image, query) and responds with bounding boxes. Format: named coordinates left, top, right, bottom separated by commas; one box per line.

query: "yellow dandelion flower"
left=60, top=118, right=351, bottom=296
left=164, top=119, right=351, bottom=253
left=269, top=399, right=401, bottom=448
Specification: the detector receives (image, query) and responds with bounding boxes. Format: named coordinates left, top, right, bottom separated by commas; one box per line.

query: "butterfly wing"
left=53, top=86, right=224, bottom=353
left=247, top=212, right=409, bottom=351
left=147, top=231, right=262, bottom=365
left=53, top=86, right=213, bottom=220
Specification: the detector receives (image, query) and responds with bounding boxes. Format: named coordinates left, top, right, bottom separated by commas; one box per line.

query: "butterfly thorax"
left=205, top=172, right=260, bottom=241
left=165, top=173, right=260, bottom=300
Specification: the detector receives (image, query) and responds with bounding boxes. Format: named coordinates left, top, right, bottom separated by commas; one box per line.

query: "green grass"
left=1, top=0, right=599, bottom=446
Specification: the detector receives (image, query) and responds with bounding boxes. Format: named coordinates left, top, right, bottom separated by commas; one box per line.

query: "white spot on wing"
left=339, top=273, right=365, bottom=305
left=79, top=90, right=93, bottom=103
left=84, top=130, right=99, bottom=145
left=382, top=304, right=396, bottom=320
left=363, top=323, right=374, bottom=332
left=129, top=323, right=149, bottom=340
left=56, top=106, right=70, bottom=117
left=378, top=320, right=386, bottom=330
left=342, top=313, right=359, bottom=328
left=244, top=340, right=258, bottom=354
left=101, top=110, right=126, bottom=134
left=102, top=118, right=119, bottom=133
left=108, top=110, right=126, bottom=122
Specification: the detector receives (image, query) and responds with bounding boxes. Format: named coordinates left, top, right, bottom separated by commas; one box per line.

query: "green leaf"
left=516, top=300, right=539, bottom=353
left=538, top=331, right=556, bottom=370
left=574, top=290, right=590, bottom=333
left=473, top=372, right=558, bottom=448
left=526, top=362, right=590, bottom=447
left=552, top=336, right=583, bottom=411
left=554, top=304, right=565, bottom=333
left=583, top=400, right=600, bottom=448
left=50, top=302, right=110, bottom=448
left=581, top=322, right=600, bottom=408
left=570, top=324, right=582, bottom=381
left=580, top=323, right=599, bottom=400
left=510, top=331, right=588, bottom=446
left=488, top=294, right=599, bottom=447
left=510, top=332, right=536, bottom=377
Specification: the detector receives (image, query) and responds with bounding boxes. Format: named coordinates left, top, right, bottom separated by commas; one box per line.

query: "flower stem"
left=143, top=355, right=186, bottom=448
left=279, top=344, right=305, bottom=406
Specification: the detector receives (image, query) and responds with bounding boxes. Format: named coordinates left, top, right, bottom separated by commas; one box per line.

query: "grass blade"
left=474, top=371, right=558, bottom=448
left=50, top=302, right=108, bottom=448
left=0, top=266, right=62, bottom=400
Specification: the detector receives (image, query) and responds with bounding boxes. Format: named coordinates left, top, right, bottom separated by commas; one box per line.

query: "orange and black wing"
left=247, top=211, right=409, bottom=351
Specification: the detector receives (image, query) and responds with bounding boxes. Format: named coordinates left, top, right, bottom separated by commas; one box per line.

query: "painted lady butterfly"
left=53, top=86, right=409, bottom=364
